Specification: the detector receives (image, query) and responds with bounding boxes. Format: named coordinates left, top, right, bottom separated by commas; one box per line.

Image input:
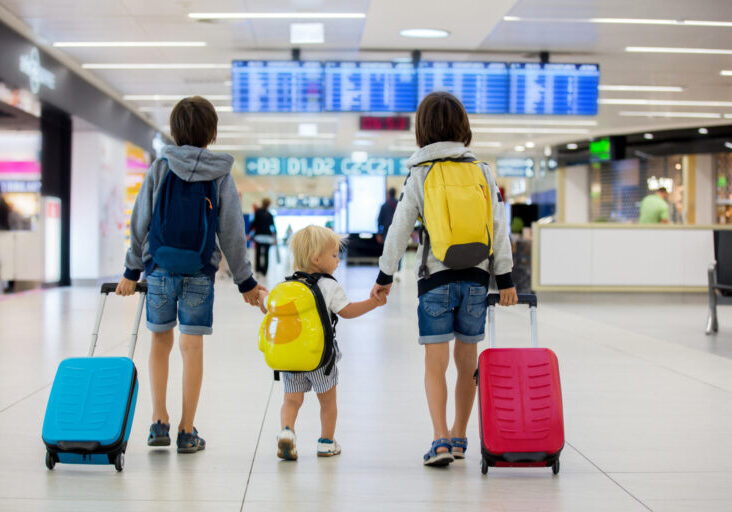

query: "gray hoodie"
left=376, top=141, right=514, bottom=295
left=123, top=145, right=256, bottom=292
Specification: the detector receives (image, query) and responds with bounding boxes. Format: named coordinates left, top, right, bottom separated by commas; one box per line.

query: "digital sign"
left=245, top=157, right=409, bottom=177
left=508, top=63, right=599, bottom=115
left=590, top=137, right=611, bottom=162
left=359, top=116, right=411, bottom=131
left=496, top=157, right=536, bottom=178
left=418, top=62, right=509, bottom=114
left=324, top=62, right=417, bottom=112
left=231, top=61, right=323, bottom=113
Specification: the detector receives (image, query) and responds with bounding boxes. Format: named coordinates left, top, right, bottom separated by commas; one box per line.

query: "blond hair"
left=290, top=225, right=344, bottom=273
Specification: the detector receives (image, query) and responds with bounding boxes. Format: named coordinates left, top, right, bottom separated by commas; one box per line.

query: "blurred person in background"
left=250, top=198, right=277, bottom=276
left=639, top=187, right=670, bottom=224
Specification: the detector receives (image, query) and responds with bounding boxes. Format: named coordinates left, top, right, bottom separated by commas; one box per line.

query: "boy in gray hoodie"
left=372, top=92, right=518, bottom=467
left=116, top=96, right=265, bottom=453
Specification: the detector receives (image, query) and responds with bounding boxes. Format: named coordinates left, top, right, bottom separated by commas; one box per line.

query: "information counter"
left=531, top=224, right=732, bottom=292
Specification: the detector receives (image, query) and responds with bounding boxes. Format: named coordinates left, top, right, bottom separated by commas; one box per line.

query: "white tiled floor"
left=2, top=264, right=732, bottom=511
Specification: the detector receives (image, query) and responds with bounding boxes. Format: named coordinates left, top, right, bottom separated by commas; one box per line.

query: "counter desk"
left=531, top=223, right=732, bottom=292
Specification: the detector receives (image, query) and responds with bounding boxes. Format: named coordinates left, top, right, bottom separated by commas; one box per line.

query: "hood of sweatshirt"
left=405, top=141, right=476, bottom=167
left=161, top=145, right=234, bottom=182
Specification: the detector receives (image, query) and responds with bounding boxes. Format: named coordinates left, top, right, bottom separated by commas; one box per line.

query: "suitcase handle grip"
left=487, top=293, right=537, bottom=308
left=100, top=282, right=147, bottom=294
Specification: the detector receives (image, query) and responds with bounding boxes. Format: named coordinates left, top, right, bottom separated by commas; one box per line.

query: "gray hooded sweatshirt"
left=123, top=145, right=256, bottom=293
left=376, top=141, right=514, bottom=295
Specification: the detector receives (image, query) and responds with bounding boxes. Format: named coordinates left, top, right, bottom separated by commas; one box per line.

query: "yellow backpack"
left=258, top=272, right=337, bottom=379
left=418, top=158, right=494, bottom=278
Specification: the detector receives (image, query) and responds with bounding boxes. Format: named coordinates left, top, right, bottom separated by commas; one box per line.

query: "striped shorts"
left=281, top=351, right=341, bottom=395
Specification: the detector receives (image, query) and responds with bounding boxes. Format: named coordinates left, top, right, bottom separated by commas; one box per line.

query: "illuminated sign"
left=245, top=157, right=409, bottom=177
left=0, top=180, right=42, bottom=193
left=496, top=158, right=535, bottom=178
left=19, top=48, right=55, bottom=94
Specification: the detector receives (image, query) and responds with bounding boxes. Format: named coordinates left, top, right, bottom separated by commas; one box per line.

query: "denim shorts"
left=145, top=268, right=215, bottom=335
left=417, top=282, right=488, bottom=344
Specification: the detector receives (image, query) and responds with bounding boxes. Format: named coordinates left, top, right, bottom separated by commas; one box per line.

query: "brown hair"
left=261, top=198, right=271, bottom=209
left=415, top=92, right=472, bottom=148
left=169, top=96, right=218, bottom=148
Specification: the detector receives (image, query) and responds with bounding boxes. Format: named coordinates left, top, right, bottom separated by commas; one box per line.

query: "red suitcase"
left=476, top=293, right=564, bottom=475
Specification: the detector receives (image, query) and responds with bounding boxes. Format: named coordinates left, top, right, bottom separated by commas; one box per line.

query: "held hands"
left=256, top=289, right=268, bottom=314
left=370, top=283, right=392, bottom=302
left=371, top=289, right=388, bottom=307
left=115, top=277, right=137, bottom=297
left=242, top=284, right=268, bottom=309
left=499, top=287, right=519, bottom=307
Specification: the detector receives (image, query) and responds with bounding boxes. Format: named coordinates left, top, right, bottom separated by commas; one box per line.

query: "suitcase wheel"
left=45, top=451, right=56, bottom=470
left=481, top=458, right=488, bottom=475
left=114, top=452, right=125, bottom=472
left=552, top=459, right=560, bottom=475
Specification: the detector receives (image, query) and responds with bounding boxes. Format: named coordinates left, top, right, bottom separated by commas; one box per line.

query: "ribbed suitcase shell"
left=478, top=348, right=564, bottom=462
left=42, top=357, right=137, bottom=450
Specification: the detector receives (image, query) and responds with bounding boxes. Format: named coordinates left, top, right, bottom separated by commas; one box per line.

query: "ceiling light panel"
left=601, top=99, right=732, bottom=107
left=502, top=16, right=732, bottom=27
left=290, top=23, right=325, bottom=44
left=599, top=85, right=683, bottom=92
left=469, top=118, right=597, bottom=126
left=83, top=64, right=230, bottom=70
left=400, top=28, right=450, bottom=38
left=618, top=111, right=722, bottom=119
left=124, top=95, right=231, bottom=101
left=626, top=47, right=732, bottom=55
left=473, top=127, right=591, bottom=134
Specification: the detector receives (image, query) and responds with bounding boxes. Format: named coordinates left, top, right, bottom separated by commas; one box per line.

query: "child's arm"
left=337, top=292, right=386, bottom=319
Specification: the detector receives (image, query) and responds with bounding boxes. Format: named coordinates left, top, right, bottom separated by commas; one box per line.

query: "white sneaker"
left=277, top=428, right=298, bottom=461
left=317, top=438, right=341, bottom=457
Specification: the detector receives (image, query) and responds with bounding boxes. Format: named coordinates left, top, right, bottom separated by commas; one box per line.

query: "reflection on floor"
left=1, top=264, right=732, bottom=511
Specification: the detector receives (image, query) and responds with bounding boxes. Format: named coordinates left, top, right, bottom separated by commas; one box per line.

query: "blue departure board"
left=509, top=63, right=599, bottom=115
left=418, top=62, right=509, bottom=114
left=231, top=61, right=323, bottom=113
left=324, top=62, right=417, bottom=112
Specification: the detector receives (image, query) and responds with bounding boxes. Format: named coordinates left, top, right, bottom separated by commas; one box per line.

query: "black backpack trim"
left=272, top=271, right=339, bottom=381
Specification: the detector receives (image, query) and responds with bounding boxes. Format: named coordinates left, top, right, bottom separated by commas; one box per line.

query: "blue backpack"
left=148, top=170, right=218, bottom=275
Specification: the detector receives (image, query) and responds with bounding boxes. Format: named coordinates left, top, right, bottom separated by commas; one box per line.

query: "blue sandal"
left=451, top=438, right=468, bottom=459
left=423, top=438, right=454, bottom=467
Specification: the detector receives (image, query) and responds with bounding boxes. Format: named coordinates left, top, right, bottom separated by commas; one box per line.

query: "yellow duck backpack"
left=258, top=272, right=338, bottom=380
left=418, top=158, right=495, bottom=278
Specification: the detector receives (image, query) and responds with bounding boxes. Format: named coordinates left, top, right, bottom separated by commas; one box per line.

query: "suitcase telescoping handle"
left=89, top=282, right=147, bottom=359
left=487, top=293, right=538, bottom=349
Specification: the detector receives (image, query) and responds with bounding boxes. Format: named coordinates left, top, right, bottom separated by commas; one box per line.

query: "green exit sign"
left=590, top=138, right=611, bottom=162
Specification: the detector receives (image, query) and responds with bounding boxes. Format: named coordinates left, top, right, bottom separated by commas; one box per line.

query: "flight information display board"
left=231, top=61, right=323, bottom=113
left=324, top=62, right=417, bottom=112
left=417, top=62, right=509, bottom=114
left=509, top=63, right=599, bottom=115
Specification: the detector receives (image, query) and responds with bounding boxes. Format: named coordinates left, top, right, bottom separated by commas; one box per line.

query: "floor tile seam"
left=565, top=441, right=654, bottom=511
left=240, top=379, right=275, bottom=512
left=540, top=305, right=732, bottom=394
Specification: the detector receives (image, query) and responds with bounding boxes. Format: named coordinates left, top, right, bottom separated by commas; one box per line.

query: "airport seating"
left=706, top=230, right=732, bottom=334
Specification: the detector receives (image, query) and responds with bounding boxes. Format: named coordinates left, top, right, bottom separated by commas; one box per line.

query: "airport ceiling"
left=1, top=0, right=731, bottom=160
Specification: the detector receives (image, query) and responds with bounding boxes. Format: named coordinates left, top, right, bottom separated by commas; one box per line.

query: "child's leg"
left=316, top=386, right=337, bottom=440
left=450, top=340, right=478, bottom=439
left=150, top=329, right=174, bottom=424
left=281, top=392, right=305, bottom=430
left=424, top=343, right=451, bottom=451
left=179, top=333, right=203, bottom=433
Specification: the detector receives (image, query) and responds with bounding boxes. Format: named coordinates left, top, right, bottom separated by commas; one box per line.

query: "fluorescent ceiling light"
left=618, top=111, right=722, bottom=119
left=514, top=145, right=526, bottom=152
left=502, top=16, right=732, bottom=27
left=400, top=28, right=450, bottom=38
left=353, top=140, right=374, bottom=146
left=124, top=94, right=231, bottom=101
left=626, top=47, right=732, bottom=55
left=53, top=41, right=206, bottom=47
left=599, top=85, right=683, bottom=92
left=217, top=125, right=252, bottom=131
left=644, top=133, right=654, bottom=140
left=469, top=118, right=597, bottom=126
left=83, top=63, right=230, bottom=70
left=601, top=98, right=732, bottom=107
left=210, top=145, right=262, bottom=152
left=215, top=106, right=233, bottom=112
left=525, top=141, right=535, bottom=148
left=699, top=127, right=709, bottom=135
left=298, top=123, right=318, bottom=136
left=473, top=127, right=591, bottom=134
left=726, top=142, right=732, bottom=150
left=566, top=143, right=578, bottom=150
left=189, top=12, right=365, bottom=20
left=472, top=141, right=502, bottom=147
left=238, top=115, right=339, bottom=123
left=726, top=114, right=732, bottom=119
left=290, top=23, right=324, bottom=44
left=215, top=133, right=256, bottom=139
left=258, top=139, right=335, bottom=145
left=388, top=145, right=417, bottom=152
left=722, top=70, right=732, bottom=76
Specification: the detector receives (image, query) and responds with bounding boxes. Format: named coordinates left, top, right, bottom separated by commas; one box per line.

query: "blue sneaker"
left=147, top=420, right=170, bottom=447
left=177, top=428, right=206, bottom=454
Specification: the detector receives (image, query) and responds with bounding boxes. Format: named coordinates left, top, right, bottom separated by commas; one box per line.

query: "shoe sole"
left=148, top=437, right=171, bottom=447
left=317, top=450, right=341, bottom=457
left=424, top=452, right=455, bottom=467
left=453, top=451, right=466, bottom=460
left=277, top=438, right=298, bottom=460
left=177, top=444, right=205, bottom=454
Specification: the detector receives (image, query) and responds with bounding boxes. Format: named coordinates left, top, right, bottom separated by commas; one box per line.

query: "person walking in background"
left=377, top=188, right=402, bottom=280
left=639, top=187, right=670, bottom=224
left=250, top=198, right=277, bottom=276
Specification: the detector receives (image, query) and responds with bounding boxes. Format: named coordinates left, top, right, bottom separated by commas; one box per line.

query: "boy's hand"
left=372, top=290, right=387, bottom=306
left=242, top=284, right=268, bottom=307
left=499, top=287, right=518, bottom=306
left=116, top=277, right=137, bottom=296
left=256, top=289, right=268, bottom=314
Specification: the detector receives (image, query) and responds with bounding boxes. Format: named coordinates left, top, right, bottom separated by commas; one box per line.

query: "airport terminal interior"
left=1, top=0, right=732, bottom=510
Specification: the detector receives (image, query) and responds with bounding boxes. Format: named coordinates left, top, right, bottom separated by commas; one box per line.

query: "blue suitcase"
left=42, top=282, right=146, bottom=472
